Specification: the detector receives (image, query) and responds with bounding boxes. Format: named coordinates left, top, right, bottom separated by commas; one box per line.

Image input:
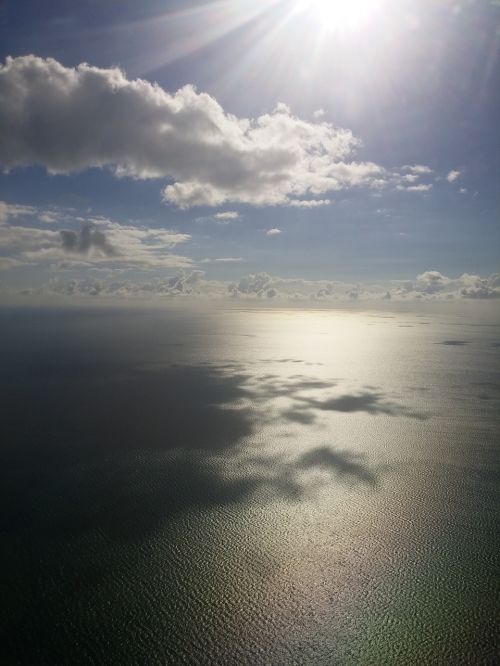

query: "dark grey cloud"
left=60, top=223, right=116, bottom=257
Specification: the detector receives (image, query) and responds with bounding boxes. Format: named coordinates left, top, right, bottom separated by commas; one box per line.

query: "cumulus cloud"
left=226, top=273, right=361, bottom=301
left=0, top=55, right=429, bottom=208
left=43, top=270, right=223, bottom=299
left=415, top=270, right=451, bottom=294
left=446, top=170, right=461, bottom=182
left=266, top=228, right=282, bottom=236
left=391, top=272, right=500, bottom=300
left=224, top=271, right=500, bottom=302
left=17, top=269, right=500, bottom=302
left=229, top=273, right=274, bottom=297
left=458, top=273, right=500, bottom=299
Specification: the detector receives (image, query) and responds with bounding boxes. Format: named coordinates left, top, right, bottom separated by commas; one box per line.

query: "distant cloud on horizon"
left=11, top=269, right=500, bottom=303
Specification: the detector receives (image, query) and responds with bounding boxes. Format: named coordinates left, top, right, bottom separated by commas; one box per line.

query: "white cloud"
left=15, top=269, right=500, bottom=302
left=266, top=228, right=282, bottom=236
left=201, top=257, right=244, bottom=263
left=0, top=55, right=426, bottom=208
left=415, top=270, right=451, bottom=294
left=405, top=183, right=433, bottom=192
left=446, top=170, right=461, bottom=182
left=228, top=273, right=274, bottom=297
left=214, top=211, right=240, bottom=221
left=0, top=201, right=37, bottom=224
left=225, top=271, right=500, bottom=302
left=0, top=224, right=60, bottom=253
left=458, top=273, right=500, bottom=299
left=43, top=270, right=218, bottom=299
left=38, top=211, right=62, bottom=224
left=287, top=199, right=331, bottom=207
left=459, top=187, right=467, bottom=194
left=393, top=272, right=500, bottom=300
left=402, top=165, right=433, bottom=175
left=401, top=174, right=419, bottom=183
left=0, top=217, right=192, bottom=271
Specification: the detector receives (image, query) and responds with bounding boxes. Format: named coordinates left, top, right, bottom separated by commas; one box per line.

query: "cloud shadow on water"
left=286, top=390, right=429, bottom=421
left=298, top=446, right=377, bottom=486
left=0, top=307, right=399, bottom=545
left=1, top=355, right=385, bottom=543
left=3, top=364, right=255, bottom=457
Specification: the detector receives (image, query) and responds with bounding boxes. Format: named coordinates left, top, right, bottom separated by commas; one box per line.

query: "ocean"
left=1, top=303, right=499, bottom=664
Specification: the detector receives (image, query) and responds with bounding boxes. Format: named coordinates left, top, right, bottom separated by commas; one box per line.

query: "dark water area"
left=0, top=304, right=499, bottom=664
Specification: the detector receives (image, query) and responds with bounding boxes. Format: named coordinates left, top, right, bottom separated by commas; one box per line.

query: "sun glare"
left=298, top=0, right=378, bottom=31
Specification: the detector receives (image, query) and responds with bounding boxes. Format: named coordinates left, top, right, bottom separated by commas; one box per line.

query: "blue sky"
left=0, top=0, right=499, bottom=300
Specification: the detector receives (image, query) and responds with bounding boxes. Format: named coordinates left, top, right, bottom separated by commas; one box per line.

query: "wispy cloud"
left=0, top=217, right=192, bottom=271
left=405, top=183, right=433, bottom=192
left=214, top=211, right=240, bottom=221
left=201, top=257, right=244, bottom=264
left=402, top=165, right=433, bottom=175
left=287, top=199, right=331, bottom=208
left=0, top=201, right=37, bottom=225
left=38, top=210, right=63, bottom=224
left=0, top=257, right=26, bottom=270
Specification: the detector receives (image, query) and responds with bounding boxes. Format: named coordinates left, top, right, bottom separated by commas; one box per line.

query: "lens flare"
left=298, top=0, right=378, bottom=31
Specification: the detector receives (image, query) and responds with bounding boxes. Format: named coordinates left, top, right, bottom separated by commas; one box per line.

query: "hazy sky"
left=0, top=0, right=499, bottom=301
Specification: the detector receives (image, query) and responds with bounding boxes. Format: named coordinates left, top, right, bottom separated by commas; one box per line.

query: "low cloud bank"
left=18, top=270, right=500, bottom=302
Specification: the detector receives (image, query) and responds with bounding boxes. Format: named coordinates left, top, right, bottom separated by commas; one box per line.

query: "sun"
left=297, top=0, right=378, bottom=31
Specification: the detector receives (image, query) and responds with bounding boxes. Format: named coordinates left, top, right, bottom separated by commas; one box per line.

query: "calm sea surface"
left=1, top=304, right=499, bottom=664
